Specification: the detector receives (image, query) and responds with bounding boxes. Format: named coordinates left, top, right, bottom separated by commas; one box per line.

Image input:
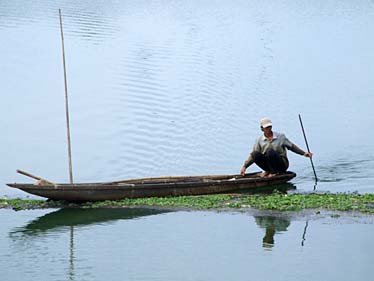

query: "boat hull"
left=7, top=172, right=296, bottom=202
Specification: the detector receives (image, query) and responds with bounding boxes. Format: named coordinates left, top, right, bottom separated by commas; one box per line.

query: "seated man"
left=240, top=118, right=313, bottom=177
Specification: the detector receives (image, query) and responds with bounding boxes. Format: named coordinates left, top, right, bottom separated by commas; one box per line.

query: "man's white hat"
left=260, top=118, right=272, bottom=128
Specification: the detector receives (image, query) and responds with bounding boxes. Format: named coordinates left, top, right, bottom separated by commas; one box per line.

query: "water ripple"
left=2, top=0, right=374, bottom=193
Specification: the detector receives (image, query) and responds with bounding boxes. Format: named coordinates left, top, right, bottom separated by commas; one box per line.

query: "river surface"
left=1, top=0, right=374, bottom=196
left=1, top=1, right=373, bottom=280
left=1, top=208, right=373, bottom=281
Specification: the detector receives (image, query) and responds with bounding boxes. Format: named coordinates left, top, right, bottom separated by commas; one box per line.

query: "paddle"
left=298, top=114, right=318, bottom=183
left=16, top=169, right=55, bottom=185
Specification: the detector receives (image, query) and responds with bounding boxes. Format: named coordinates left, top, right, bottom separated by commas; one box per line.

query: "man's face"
left=262, top=126, right=272, bottom=134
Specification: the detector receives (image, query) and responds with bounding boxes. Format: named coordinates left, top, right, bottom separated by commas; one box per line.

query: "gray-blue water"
left=1, top=1, right=374, bottom=280
left=2, top=208, right=373, bottom=281
left=1, top=0, right=374, bottom=197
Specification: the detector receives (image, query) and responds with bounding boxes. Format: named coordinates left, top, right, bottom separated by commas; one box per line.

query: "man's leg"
left=265, top=149, right=287, bottom=173
left=252, top=151, right=271, bottom=172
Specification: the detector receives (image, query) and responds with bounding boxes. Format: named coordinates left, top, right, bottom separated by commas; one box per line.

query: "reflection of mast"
left=69, top=226, right=75, bottom=281
left=301, top=220, right=309, bottom=247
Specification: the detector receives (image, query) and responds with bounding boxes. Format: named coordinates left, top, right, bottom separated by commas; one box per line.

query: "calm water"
left=1, top=208, right=373, bottom=281
left=1, top=0, right=374, bottom=197
left=1, top=1, right=374, bottom=280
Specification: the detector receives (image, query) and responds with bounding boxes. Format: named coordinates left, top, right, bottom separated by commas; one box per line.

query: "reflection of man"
left=254, top=216, right=290, bottom=248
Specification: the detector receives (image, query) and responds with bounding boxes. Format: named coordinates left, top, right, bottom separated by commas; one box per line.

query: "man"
left=240, top=118, right=313, bottom=177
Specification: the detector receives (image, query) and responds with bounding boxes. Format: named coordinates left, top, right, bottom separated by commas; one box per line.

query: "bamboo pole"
left=298, top=114, right=317, bottom=183
left=59, top=9, right=74, bottom=184
left=17, top=169, right=55, bottom=185
left=16, top=169, right=43, bottom=181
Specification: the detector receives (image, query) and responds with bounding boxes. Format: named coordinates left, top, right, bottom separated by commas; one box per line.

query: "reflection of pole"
left=59, top=9, right=74, bottom=184
left=301, top=220, right=309, bottom=247
left=69, top=226, right=75, bottom=281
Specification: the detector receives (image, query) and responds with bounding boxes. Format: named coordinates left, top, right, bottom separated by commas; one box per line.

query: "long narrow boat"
left=7, top=171, right=296, bottom=202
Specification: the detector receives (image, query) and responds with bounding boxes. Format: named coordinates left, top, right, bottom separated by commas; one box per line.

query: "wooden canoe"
left=7, top=171, right=296, bottom=202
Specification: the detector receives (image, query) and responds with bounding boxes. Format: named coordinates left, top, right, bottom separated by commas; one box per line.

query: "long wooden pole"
left=16, top=169, right=55, bottom=184
left=59, top=9, right=74, bottom=184
left=298, top=114, right=317, bottom=182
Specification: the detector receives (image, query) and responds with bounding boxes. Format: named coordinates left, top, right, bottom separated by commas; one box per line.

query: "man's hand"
left=240, top=167, right=246, bottom=176
left=304, top=152, right=313, bottom=158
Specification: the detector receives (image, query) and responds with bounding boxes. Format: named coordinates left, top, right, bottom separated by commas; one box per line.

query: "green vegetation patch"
left=1, top=193, right=374, bottom=213
left=0, top=198, right=57, bottom=211
left=86, top=194, right=232, bottom=209
left=226, top=193, right=374, bottom=213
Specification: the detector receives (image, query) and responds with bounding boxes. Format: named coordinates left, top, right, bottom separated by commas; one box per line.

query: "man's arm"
left=289, top=143, right=306, bottom=155
left=240, top=138, right=260, bottom=175
left=240, top=154, right=255, bottom=176
left=283, top=136, right=313, bottom=158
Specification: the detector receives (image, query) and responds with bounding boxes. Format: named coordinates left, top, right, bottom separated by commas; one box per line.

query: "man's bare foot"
left=260, top=171, right=270, bottom=178
left=266, top=173, right=279, bottom=178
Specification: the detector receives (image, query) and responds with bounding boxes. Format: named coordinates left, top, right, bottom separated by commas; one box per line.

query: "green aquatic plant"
left=0, top=198, right=47, bottom=211
left=0, top=198, right=66, bottom=211
left=1, top=193, right=374, bottom=213
left=227, top=193, right=374, bottom=213
left=87, top=194, right=232, bottom=209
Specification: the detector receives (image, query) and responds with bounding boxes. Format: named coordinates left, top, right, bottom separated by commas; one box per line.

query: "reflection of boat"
left=10, top=208, right=169, bottom=236
left=9, top=207, right=168, bottom=281
left=7, top=171, right=296, bottom=201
